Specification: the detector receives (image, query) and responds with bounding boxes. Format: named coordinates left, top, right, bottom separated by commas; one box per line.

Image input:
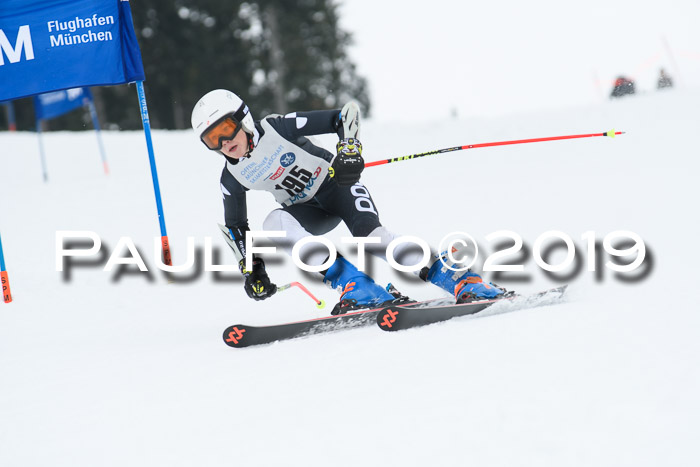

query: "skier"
left=610, top=76, right=636, bottom=98
left=657, top=68, right=673, bottom=90
left=191, top=89, right=504, bottom=314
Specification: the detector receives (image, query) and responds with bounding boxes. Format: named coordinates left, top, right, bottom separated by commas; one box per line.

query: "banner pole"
left=135, top=81, right=172, bottom=266
left=0, top=232, right=12, bottom=303
left=36, top=120, right=49, bottom=182
left=87, top=99, right=109, bottom=175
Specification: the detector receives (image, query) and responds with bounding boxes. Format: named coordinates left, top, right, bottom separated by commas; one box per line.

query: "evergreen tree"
left=250, top=0, right=370, bottom=117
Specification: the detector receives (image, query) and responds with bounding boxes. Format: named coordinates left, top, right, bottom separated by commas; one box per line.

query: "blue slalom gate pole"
left=135, top=81, right=172, bottom=266
left=0, top=232, right=12, bottom=303
left=87, top=99, right=109, bottom=175
left=5, top=102, right=17, bottom=131
left=35, top=120, right=49, bottom=183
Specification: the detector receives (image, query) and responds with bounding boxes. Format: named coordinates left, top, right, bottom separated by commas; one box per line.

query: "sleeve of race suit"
left=269, top=110, right=344, bottom=140
left=220, top=166, right=250, bottom=264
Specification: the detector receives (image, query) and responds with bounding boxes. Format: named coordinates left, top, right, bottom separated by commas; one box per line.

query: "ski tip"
left=223, top=325, right=249, bottom=348
left=376, top=307, right=402, bottom=332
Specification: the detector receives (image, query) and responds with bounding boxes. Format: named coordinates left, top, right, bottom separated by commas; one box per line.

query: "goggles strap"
left=232, top=102, right=247, bottom=128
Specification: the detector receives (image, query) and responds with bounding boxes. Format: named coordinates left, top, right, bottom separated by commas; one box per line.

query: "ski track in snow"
left=1, top=89, right=699, bottom=466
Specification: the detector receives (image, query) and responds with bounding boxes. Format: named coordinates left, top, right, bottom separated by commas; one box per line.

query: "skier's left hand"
left=242, top=258, right=277, bottom=301
left=330, top=138, right=364, bottom=186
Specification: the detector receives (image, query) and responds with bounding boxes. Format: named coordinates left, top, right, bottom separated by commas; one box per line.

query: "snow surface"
left=1, top=89, right=698, bottom=466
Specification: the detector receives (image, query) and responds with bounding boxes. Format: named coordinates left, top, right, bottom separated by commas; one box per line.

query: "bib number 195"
left=275, top=165, right=312, bottom=196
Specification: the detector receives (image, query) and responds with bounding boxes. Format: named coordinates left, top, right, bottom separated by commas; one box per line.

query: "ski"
left=222, top=286, right=567, bottom=347
left=222, top=297, right=452, bottom=348
left=376, top=285, right=568, bottom=332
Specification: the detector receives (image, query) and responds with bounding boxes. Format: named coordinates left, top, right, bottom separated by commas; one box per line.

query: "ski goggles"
left=200, top=114, right=243, bottom=151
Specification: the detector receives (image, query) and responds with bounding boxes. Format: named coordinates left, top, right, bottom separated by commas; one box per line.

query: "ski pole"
left=278, top=281, right=326, bottom=309
left=365, top=129, right=624, bottom=168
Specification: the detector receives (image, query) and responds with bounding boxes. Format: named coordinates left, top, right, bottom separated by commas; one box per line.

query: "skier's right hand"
left=241, top=258, right=277, bottom=301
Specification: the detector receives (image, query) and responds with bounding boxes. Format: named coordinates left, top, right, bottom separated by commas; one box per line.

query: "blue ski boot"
left=323, top=256, right=408, bottom=315
left=421, top=256, right=506, bottom=303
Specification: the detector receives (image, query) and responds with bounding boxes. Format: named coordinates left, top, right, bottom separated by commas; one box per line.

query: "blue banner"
left=33, top=87, right=92, bottom=121
left=0, top=0, right=145, bottom=102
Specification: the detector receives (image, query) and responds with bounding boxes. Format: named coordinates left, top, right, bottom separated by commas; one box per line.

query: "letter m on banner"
left=0, top=25, right=33, bottom=65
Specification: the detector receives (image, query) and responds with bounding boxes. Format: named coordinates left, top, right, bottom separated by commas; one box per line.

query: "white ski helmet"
left=191, top=89, right=255, bottom=151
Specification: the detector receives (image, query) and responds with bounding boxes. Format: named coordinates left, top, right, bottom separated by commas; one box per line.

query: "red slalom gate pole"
left=364, top=129, right=625, bottom=169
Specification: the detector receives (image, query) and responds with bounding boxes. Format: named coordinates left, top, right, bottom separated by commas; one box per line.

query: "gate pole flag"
left=0, top=0, right=172, bottom=265
left=33, top=87, right=110, bottom=179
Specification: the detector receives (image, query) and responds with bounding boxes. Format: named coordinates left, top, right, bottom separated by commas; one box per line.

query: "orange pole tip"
left=161, top=236, right=172, bottom=267
left=1, top=271, right=12, bottom=303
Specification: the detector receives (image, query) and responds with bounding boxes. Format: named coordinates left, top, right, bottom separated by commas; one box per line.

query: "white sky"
left=338, top=0, right=700, bottom=122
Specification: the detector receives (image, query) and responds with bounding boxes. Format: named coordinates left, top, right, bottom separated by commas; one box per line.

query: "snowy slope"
left=1, top=89, right=698, bottom=467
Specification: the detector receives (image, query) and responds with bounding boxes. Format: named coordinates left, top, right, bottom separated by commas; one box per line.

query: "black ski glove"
left=330, top=138, right=364, bottom=186
left=241, top=258, right=277, bottom=301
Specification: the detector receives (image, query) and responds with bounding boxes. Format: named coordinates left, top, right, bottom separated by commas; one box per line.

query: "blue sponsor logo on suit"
left=280, top=153, right=296, bottom=167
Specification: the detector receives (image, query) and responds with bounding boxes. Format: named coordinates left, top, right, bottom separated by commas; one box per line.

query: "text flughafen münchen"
left=47, top=14, right=115, bottom=47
